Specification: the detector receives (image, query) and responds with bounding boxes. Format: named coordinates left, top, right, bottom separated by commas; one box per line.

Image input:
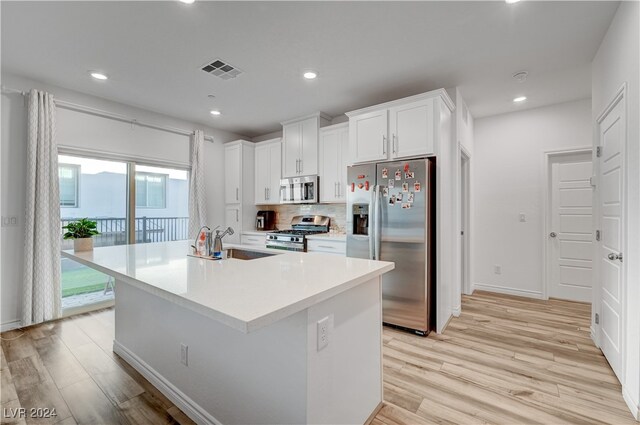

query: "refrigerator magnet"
left=382, top=187, right=389, bottom=197
left=389, top=195, right=396, bottom=205
left=408, top=192, right=415, bottom=203
left=388, top=179, right=395, bottom=188
left=402, top=182, right=409, bottom=192
left=402, top=203, right=411, bottom=209
left=414, top=181, right=421, bottom=192
left=395, top=169, right=402, bottom=180
left=382, top=168, right=388, bottom=179
left=404, top=171, right=414, bottom=179
left=404, top=163, right=410, bottom=172
left=396, top=193, right=403, bottom=202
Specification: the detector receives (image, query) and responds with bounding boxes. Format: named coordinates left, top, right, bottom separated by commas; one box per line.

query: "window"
left=136, top=172, right=167, bottom=208
left=59, top=164, right=79, bottom=207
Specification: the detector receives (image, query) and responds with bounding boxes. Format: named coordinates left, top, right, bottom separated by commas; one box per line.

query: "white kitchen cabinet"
left=281, top=112, right=331, bottom=178
left=389, top=98, right=435, bottom=159
left=254, top=138, right=281, bottom=205
left=307, top=238, right=346, bottom=255
left=224, top=140, right=256, bottom=242
left=346, top=91, right=452, bottom=164
left=319, top=123, right=349, bottom=203
left=225, top=143, right=241, bottom=204
left=224, top=206, right=241, bottom=244
left=348, top=109, right=388, bottom=164
left=241, top=232, right=266, bottom=247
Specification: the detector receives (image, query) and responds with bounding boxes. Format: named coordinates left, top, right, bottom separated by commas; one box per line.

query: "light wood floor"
left=1, top=291, right=636, bottom=424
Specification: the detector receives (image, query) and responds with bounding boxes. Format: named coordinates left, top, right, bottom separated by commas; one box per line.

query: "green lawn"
left=61, top=267, right=110, bottom=297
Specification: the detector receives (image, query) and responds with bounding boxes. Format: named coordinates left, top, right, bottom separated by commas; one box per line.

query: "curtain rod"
left=1, top=85, right=215, bottom=143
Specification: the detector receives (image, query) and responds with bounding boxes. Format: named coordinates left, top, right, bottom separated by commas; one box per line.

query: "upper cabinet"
left=346, top=90, right=454, bottom=164
left=319, top=123, right=349, bottom=203
left=224, top=140, right=256, bottom=243
left=254, top=138, right=281, bottom=205
left=281, top=112, right=331, bottom=178
left=225, top=143, right=242, bottom=204
left=348, top=109, right=388, bottom=163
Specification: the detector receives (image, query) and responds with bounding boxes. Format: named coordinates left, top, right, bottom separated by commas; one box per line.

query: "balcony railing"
left=61, top=216, right=189, bottom=249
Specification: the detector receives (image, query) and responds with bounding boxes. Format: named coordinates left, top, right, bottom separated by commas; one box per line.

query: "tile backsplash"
left=257, top=204, right=347, bottom=233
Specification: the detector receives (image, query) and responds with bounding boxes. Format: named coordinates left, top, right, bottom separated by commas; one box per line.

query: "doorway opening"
left=460, top=149, right=471, bottom=296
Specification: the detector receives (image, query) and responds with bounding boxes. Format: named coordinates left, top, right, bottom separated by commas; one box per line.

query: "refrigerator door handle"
left=368, top=186, right=375, bottom=260
left=374, top=185, right=382, bottom=261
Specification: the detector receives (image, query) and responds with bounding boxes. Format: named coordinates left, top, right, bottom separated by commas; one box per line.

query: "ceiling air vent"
left=201, top=58, right=242, bottom=80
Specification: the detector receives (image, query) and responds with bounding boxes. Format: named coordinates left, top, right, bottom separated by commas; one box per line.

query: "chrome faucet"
left=213, top=227, right=235, bottom=256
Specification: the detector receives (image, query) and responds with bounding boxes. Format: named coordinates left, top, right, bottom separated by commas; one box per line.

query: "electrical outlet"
left=317, top=316, right=330, bottom=351
left=494, top=265, right=502, bottom=275
left=180, top=343, right=188, bottom=366
left=1, top=216, right=18, bottom=227
left=519, top=213, right=526, bottom=222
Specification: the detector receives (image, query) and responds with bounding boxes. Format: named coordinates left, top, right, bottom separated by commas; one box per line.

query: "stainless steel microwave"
left=280, top=175, right=319, bottom=204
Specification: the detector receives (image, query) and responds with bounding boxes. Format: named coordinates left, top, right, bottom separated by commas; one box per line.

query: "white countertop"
left=62, top=241, right=393, bottom=333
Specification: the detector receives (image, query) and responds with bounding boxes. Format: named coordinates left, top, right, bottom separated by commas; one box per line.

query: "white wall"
left=472, top=99, right=592, bottom=298
left=1, top=72, right=247, bottom=329
left=591, top=1, right=640, bottom=418
left=447, top=87, right=475, bottom=317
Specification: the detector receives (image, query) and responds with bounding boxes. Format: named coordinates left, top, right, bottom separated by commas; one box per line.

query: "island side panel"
left=306, top=276, right=382, bottom=424
left=114, top=281, right=308, bottom=425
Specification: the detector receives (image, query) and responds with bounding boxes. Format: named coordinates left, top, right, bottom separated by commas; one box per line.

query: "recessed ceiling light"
left=505, top=0, right=521, bottom=3
left=210, top=110, right=221, bottom=116
left=179, top=0, right=195, bottom=4
left=89, top=71, right=108, bottom=80
left=303, top=71, right=318, bottom=80
left=513, top=96, right=527, bottom=103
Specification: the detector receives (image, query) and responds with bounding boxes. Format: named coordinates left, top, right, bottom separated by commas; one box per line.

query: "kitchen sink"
left=224, top=248, right=276, bottom=260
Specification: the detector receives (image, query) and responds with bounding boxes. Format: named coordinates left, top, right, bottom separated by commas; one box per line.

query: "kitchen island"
left=62, top=241, right=394, bottom=425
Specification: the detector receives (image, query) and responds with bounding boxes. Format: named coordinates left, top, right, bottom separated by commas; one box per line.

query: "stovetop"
left=268, top=229, right=327, bottom=236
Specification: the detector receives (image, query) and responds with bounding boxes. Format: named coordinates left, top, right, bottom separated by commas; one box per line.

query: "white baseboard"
left=113, top=340, right=221, bottom=425
left=472, top=283, right=544, bottom=300
left=622, top=386, right=640, bottom=421
left=1, top=320, right=22, bottom=332
left=590, top=326, right=600, bottom=348
left=452, top=306, right=461, bottom=317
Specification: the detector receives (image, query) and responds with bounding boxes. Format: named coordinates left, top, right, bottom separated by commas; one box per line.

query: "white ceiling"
left=1, top=1, right=618, bottom=137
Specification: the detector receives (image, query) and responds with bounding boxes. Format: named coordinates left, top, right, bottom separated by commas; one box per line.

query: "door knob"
left=608, top=252, right=623, bottom=262
left=549, top=232, right=557, bottom=238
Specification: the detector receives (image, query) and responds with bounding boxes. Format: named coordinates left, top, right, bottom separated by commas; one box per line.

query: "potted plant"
left=63, top=218, right=100, bottom=252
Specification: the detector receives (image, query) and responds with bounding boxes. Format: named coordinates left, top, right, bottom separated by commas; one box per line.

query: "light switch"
left=519, top=213, right=526, bottom=222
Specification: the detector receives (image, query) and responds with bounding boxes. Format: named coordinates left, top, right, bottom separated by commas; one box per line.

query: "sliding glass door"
left=59, top=155, right=128, bottom=311
left=59, top=154, right=189, bottom=313
left=134, top=164, right=189, bottom=244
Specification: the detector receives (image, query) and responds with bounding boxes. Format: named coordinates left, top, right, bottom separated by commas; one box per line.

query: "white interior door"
left=597, top=97, right=625, bottom=381
left=548, top=152, right=593, bottom=302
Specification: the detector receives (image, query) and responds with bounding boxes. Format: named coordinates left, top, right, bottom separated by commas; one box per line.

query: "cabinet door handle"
left=337, top=181, right=341, bottom=197
left=317, top=245, right=335, bottom=249
left=296, top=159, right=299, bottom=174
left=236, top=209, right=239, bottom=222
left=393, top=134, right=397, bottom=154
left=382, top=135, right=387, bottom=154
left=300, top=159, right=303, bottom=174
left=267, top=187, right=270, bottom=200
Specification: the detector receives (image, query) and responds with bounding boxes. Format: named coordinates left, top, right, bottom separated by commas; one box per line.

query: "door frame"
left=460, top=146, right=472, bottom=296
left=542, top=147, right=592, bottom=301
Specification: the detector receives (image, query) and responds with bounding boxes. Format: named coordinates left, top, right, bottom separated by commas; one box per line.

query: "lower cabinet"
left=241, top=233, right=266, bottom=247
left=307, top=238, right=346, bottom=255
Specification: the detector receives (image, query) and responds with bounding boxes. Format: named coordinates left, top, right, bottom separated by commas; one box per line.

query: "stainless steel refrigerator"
left=346, top=158, right=435, bottom=335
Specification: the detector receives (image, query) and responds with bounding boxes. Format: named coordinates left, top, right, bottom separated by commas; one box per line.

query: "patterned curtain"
left=22, top=89, right=61, bottom=326
left=188, top=130, right=208, bottom=239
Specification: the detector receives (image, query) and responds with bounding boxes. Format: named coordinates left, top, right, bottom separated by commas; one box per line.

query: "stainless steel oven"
left=279, top=175, right=319, bottom=204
